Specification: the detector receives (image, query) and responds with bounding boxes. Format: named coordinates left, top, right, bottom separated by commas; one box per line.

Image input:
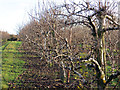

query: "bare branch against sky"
left=0, top=0, right=119, bottom=35
left=118, top=1, right=120, bottom=20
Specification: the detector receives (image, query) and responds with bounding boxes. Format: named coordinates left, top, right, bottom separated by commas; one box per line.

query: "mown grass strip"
left=1, top=41, right=11, bottom=51
left=0, top=47, right=1, bottom=89
left=2, top=41, right=26, bottom=88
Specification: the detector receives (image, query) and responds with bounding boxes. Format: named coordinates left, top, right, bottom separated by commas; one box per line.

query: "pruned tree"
left=18, top=0, right=120, bottom=89
left=53, top=0, right=120, bottom=89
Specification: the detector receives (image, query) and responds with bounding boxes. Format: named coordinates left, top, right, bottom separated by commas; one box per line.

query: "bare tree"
left=18, top=0, right=120, bottom=89
left=118, top=1, right=120, bottom=69
left=53, top=0, right=120, bottom=89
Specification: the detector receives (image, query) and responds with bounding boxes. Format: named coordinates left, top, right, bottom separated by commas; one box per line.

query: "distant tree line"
left=0, top=31, right=18, bottom=43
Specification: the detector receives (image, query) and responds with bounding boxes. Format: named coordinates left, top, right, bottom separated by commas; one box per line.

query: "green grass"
left=2, top=41, right=26, bottom=88
left=1, top=41, right=11, bottom=51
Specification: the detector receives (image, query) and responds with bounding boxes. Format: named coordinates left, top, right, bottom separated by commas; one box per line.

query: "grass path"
left=2, top=41, right=26, bottom=88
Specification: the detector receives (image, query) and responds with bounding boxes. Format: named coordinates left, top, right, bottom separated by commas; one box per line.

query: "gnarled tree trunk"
left=94, top=16, right=107, bottom=90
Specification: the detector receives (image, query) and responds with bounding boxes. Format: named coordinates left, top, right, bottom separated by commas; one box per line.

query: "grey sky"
left=0, top=0, right=65, bottom=35
left=0, top=0, right=119, bottom=34
left=0, top=0, right=37, bottom=34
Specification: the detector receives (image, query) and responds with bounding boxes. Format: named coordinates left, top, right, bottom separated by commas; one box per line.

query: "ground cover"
left=2, top=41, right=26, bottom=88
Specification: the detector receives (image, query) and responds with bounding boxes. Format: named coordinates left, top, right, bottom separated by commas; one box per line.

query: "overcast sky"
left=0, top=0, right=119, bottom=35
left=0, top=0, right=38, bottom=34
left=0, top=0, right=65, bottom=35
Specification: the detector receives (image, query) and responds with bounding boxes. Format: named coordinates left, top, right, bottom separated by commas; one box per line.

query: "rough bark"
left=94, top=16, right=107, bottom=90
left=118, top=1, right=120, bottom=68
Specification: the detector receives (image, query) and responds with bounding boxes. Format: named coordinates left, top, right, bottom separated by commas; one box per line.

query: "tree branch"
left=73, top=70, right=86, bottom=84
left=82, top=58, right=106, bottom=83
left=105, top=71, right=120, bottom=85
left=65, top=20, right=92, bottom=29
left=87, top=16, right=96, bottom=36
left=64, top=56, right=87, bottom=84
left=105, top=15, right=120, bottom=26
left=103, top=27, right=120, bottom=32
